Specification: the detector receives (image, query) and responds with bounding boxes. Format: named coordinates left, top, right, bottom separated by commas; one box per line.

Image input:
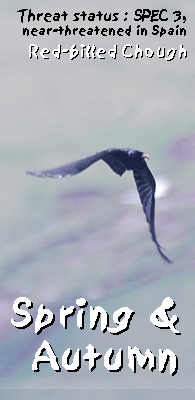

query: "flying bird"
left=27, top=148, right=172, bottom=263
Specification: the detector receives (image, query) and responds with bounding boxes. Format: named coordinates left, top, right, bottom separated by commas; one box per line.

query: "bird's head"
left=129, top=149, right=150, bottom=162
left=142, top=152, right=150, bottom=160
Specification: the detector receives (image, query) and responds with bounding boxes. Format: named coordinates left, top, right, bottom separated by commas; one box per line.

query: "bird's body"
left=27, top=148, right=172, bottom=263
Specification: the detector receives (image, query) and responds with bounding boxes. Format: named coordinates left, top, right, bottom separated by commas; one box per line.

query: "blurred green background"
left=0, top=0, right=195, bottom=398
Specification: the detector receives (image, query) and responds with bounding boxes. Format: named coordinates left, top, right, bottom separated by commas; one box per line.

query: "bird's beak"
left=143, top=153, right=150, bottom=160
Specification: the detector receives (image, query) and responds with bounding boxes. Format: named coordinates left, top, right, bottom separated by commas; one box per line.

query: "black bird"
left=27, top=148, right=172, bottom=263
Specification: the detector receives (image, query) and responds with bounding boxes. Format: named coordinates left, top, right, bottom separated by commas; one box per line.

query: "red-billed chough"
left=27, top=148, right=172, bottom=263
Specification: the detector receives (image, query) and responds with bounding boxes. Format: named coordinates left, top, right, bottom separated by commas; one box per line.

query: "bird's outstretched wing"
left=26, top=149, right=128, bottom=178
left=26, top=153, right=104, bottom=178
left=133, top=162, right=172, bottom=263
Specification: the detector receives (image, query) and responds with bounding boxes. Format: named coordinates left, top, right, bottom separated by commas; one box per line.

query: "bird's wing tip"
left=26, top=170, right=47, bottom=178
left=166, top=258, right=173, bottom=264
left=26, top=170, right=38, bottom=176
left=26, top=170, right=67, bottom=179
left=160, top=250, right=173, bottom=264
